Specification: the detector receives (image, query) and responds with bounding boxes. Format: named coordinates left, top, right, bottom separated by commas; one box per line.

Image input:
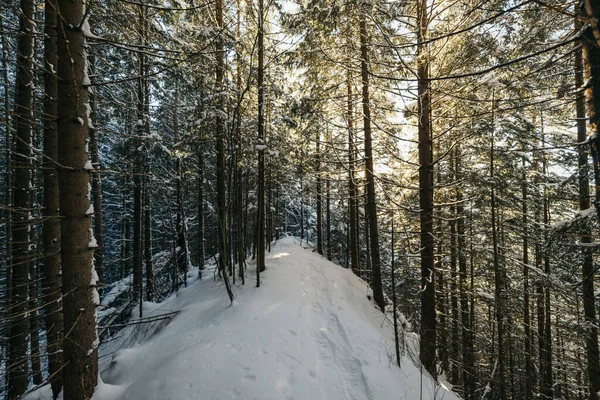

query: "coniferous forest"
left=1, top=0, right=600, bottom=399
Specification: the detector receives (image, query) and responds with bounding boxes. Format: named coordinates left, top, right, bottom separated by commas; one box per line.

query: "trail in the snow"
left=25, top=237, right=459, bottom=400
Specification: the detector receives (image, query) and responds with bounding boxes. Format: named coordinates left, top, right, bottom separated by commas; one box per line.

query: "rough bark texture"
left=8, top=1, right=35, bottom=396
left=578, top=5, right=600, bottom=394
left=57, top=0, right=99, bottom=396
left=256, top=0, right=266, bottom=282
left=347, top=72, right=359, bottom=275
left=521, top=152, right=533, bottom=400
left=216, top=0, right=234, bottom=299
left=359, top=0, right=384, bottom=312
left=416, top=0, right=436, bottom=378
left=89, top=60, right=105, bottom=282
left=144, top=180, right=153, bottom=301
left=42, top=0, right=63, bottom=396
left=316, top=132, right=323, bottom=255
left=491, top=104, right=506, bottom=399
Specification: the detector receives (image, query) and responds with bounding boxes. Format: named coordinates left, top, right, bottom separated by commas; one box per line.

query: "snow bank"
left=28, top=237, right=459, bottom=400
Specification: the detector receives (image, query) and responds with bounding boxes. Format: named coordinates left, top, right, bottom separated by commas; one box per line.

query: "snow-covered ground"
left=28, top=237, right=459, bottom=400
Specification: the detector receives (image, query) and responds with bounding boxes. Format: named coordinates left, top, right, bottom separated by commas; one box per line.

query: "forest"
left=1, top=0, right=600, bottom=398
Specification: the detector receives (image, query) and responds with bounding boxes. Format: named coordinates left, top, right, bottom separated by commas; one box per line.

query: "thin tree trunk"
left=89, top=56, right=104, bottom=283
left=256, top=0, right=266, bottom=284
left=490, top=93, right=505, bottom=399
left=316, top=131, right=323, bottom=255
left=145, top=178, right=153, bottom=301
left=216, top=0, right=233, bottom=302
left=347, top=71, right=359, bottom=275
left=42, top=0, right=63, bottom=396
left=416, top=0, right=436, bottom=377
left=8, top=0, right=35, bottom=395
left=522, top=151, right=534, bottom=400
left=198, top=150, right=205, bottom=273
left=391, top=211, right=400, bottom=368
left=457, top=150, right=473, bottom=400
left=580, top=3, right=600, bottom=395
left=359, top=0, right=384, bottom=311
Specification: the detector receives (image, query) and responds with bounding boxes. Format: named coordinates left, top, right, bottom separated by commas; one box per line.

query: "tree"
left=578, top=3, right=600, bottom=395
left=7, top=0, right=35, bottom=396
left=42, top=0, right=64, bottom=396
left=416, top=0, right=436, bottom=378
left=359, top=0, right=384, bottom=312
left=57, top=0, right=99, bottom=397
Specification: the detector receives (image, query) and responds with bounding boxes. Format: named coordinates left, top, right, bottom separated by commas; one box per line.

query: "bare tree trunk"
left=0, top=13, right=12, bottom=377
left=57, top=0, right=99, bottom=395
left=216, top=0, right=233, bottom=301
left=89, top=56, right=104, bottom=283
left=347, top=71, right=359, bottom=275
left=541, top=123, right=553, bottom=399
left=145, top=178, right=153, bottom=301
left=42, top=0, right=63, bottom=396
left=416, top=0, right=436, bottom=377
left=580, top=3, right=600, bottom=395
left=456, top=150, right=473, bottom=400
left=490, top=94, right=505, bottom=399
left=391, top=211, right=400, bottom=368
left=256, top=0, right=266, bottom=283
left=8, top=0, right=35, bottom=396
left=198, top=150, right=205, bottom=273
left=522, top=150, right=534, bottom=400
left=359, top=0, right=383, bottom=311
left=316, top=131, right=323, bottom=255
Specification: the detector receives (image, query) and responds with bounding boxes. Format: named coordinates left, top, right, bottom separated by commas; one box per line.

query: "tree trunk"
left=256, top=0, right=266, bottom=282
left=359, top=0, right=384, bottom=311
left=347, top=71, right=359, bottom=275
left=522, top=151, right=534, bottom=400
left=391, top=212, right=401, bottom=368
left=8, top=0, right=35, bottom=396
left=316, top=131, right=323, bottom=255
left=145, top=178, right=153, bottom=301
left=89, top=56, right=104, bottom=283
left=42, top=0, right=63, bottom=396
left=216, top=0, right=232, bottom=299
left=580, top=2, right=600, bottom=395
left=57, top=0, right=99, bottom=395
left=198, top=150, right=205, bottom=273
left=456, top=150, right=473, bottom=400
left=490, top=95, right=505, bottom=399
left=416, top=0, right=436, bottom=377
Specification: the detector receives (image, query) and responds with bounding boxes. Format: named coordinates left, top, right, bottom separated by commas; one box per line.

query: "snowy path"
left=28, top=237, right=458, bottom=400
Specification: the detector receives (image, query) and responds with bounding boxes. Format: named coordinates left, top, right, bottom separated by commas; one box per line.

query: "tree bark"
left=416, top=0, right=436, bottom=377
left=8, top=0, right=35, bottom=396
left=57, top=0, right=99, bottom=395
left=359, top=0, right=384, bottom=311
left=522, top=150, right=534, bottom=400
left=256, top=0, right=266, bottom=283
left=578, top=6, right=600, bottom=395
left=347, top=71, right=359, bottom=275
left=89, top=56, right=104, bottom=283
left=42, top=0, right=63, bottom=396
left=490, top=94, right=505, bottom=399
left=316, top=131, right=323, bottom=255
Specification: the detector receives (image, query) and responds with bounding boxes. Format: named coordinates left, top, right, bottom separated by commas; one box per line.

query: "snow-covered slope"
left=30, top=237, right=459, bottom=400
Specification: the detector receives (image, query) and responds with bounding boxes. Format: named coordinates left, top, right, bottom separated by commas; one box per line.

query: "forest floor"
left=27, top=237, right=458, bottom=400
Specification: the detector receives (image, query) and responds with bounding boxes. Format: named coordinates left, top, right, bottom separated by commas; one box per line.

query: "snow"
left=27, top=238, right=458, bottom=400
left=81, top=17, right=104, bottom=40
